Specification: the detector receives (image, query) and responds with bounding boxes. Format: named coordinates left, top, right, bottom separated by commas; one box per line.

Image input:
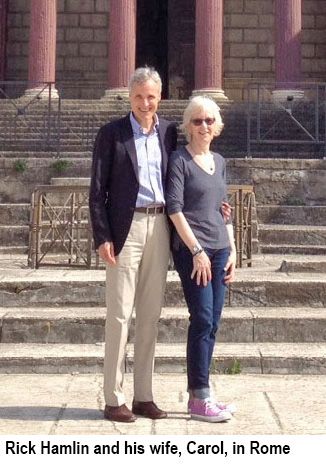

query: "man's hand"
left=222, top=201, right=232, bottom=222
left=98, top=242, right=116, bottom=265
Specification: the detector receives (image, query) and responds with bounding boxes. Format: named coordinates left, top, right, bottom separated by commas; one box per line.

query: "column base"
left=191, top=88, right=229, bottom=102
left=272, top=89, right=305, bottom=104
left=101, top=88, right=130, bottom=101
left=24, top=86, right=59, bottom=100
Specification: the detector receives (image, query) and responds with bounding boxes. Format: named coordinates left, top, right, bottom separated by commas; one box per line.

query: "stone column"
left=25, top=0, right=58, bottom=98
left=192, top=0, right=228, bottom=101
left=0, top=0, right=8, bottom=81
left=103, top=0, right=136, bottom=100
left=273, top=0, right=303, bottom=102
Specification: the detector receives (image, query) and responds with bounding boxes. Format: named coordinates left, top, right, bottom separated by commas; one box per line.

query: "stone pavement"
left=0, top=372, right=325, bottom=435
left=0, top=253, right=325, bottom=436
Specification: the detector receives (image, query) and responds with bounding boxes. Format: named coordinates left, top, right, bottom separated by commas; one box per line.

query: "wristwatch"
left=191, top=244, right=203, bottom=256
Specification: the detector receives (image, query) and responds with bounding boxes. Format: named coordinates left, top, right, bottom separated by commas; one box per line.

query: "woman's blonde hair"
left=181, top=95, right=224, bottom=141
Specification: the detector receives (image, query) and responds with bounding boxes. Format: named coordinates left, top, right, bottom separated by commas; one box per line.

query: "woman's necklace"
left=187, top=144, right=215, bottom=173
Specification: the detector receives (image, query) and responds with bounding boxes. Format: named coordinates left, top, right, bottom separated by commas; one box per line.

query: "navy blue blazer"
left=89, top=114, right=178, bottom=254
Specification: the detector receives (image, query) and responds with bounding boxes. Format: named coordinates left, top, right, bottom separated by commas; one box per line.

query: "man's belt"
left=135, top=206, right=165, bottom=215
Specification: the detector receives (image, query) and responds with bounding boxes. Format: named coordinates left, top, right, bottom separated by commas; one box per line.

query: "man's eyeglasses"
left=191, top=118, right=216, bottom=126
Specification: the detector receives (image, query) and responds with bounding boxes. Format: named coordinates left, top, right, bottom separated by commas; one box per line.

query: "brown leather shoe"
left=132, top=400, right=167, bottom=419
left=104, top=404, right=136, bottom=423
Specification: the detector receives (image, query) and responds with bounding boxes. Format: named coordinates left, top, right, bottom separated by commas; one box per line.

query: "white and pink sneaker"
left=188, top=398, right=236, bottom=415
left=188, top=398, right=231, bottom=423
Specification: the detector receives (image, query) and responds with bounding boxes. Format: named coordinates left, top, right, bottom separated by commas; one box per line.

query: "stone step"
left=0, top=306, right=325, bottom=344
left=0, top=270, right=325, bottom=307
left=0, top=203, right=89, bottom=226
left=259, top=224, right=326, bottom=246
left=0, top=342, right=324, bottom=374
left=0, top=204, right=30, bottom=224
left=0, top=151, right=91, bottom=158
left=0, top=246, right=28, bottom=254
left=0, top=225, right=29, bottom=245
left=0, top=226, right=91, bottom=249
left=261, top=244, right=326, bottom=255
left=257, top=205, right=326, bottom=225
left=279, top=259, right=326, bottom=273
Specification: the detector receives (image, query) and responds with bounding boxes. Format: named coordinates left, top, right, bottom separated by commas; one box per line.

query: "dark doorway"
left=136, top=0, right=168, bottom=98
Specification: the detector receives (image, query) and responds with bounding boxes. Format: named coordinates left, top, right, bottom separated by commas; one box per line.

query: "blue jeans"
left=173, top=245, right=229, bottom=398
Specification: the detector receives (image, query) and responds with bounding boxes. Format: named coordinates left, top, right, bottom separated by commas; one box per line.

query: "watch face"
left=192, top=245, right=201, bottom=254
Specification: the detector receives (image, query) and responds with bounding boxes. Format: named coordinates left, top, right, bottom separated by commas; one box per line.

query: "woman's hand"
left=191, top=251, right=212, bottom=286
left=221, top=201, right=232, bottom=222
left=224, top=250, right=236, bottom=284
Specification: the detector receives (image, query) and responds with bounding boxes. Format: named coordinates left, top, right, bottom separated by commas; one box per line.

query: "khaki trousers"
left=104, top=212, right=170, bottom=406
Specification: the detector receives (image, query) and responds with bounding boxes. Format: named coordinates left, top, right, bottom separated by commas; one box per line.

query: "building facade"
left=0, top=0, right=326, bottom=100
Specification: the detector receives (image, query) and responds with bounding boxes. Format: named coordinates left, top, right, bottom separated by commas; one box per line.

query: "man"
left=89, top=67, right=178, bottom=422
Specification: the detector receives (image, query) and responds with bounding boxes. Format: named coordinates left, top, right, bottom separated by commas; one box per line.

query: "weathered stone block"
left=302, top=44, right=315, bottom=58
left=57, top=13, right=79, bottom=27
left=6, top=43, right=22, bottom=56
left=302, top=58, right=326, bottom=74
left=64, top=57, right=94, bottom=72
left=244, top=58, right=272, bottom=72
left=6, top=56, right=28, bottom=72
left=224, top=0, right=244, bottom=13
left=8, top=27, right=29, bottom=42
left=316, top=15, right=326, bottom=28
left=95, top=0, right=110, bottom=13
left=65, top=29, right=94, bottom=42
left=316, top=45, right=326, bottom=58
left=244, top=0, right=273, bottom=14
left=80, top=13, right=107, bottom=27
left=302, top=14, right=315, bottom=28
left=258, top=44, right=274, bottom=58
left=8, top=0, right=29, bottom=13
left=7, top=13, right=23, bottom=27
left=231, top=14, right=259, bottom=28
left=244, top=29, right=274, bottom=43
left=66, top=0, right=95, bottom=13
left=224, top=29, right=243, bottom=42
left=303, top=29, right=326, bottom=43
left=80, top=43, right=107, bottom=57
left=224, top=58, right=244, bottom=73
left=93, top=29, right=108, bottom=42
left=230, top=43, right=257, bottom=57
left=303, top=0, right=326, bottom=14
left=57, top=43, right=79, bottom=58
left=258, top=14, right=274, bottom=28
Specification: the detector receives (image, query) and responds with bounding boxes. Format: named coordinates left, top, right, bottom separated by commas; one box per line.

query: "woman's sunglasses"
left=191, top=118, right=216, bottom=126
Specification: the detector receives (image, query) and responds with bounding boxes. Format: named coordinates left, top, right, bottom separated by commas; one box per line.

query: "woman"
left=166, top=96, right=236, bottom=423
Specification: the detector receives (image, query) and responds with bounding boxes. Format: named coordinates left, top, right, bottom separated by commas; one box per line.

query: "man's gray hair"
left=129, top=66, right=162, bottom=94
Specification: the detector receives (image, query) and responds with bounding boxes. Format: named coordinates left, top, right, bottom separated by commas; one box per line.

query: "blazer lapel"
left=120, top=115, right=139, bottom=181
left=158, top=118, right=168, bottom=179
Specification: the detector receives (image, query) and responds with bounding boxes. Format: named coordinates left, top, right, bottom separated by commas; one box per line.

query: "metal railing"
left=28, top=185, right=93, bottom=269
left=246, top=82, right=326, bottom=159
left=28, top=184, right=255, bottom=270
left=0, top=81, right=61, bottom=153
left=227, top=184, right=254, bottom=268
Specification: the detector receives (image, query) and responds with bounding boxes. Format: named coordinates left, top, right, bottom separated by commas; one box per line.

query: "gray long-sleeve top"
left=166, top=146, right=231, bottom=251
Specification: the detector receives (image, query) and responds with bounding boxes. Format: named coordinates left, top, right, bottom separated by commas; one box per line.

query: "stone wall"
left=1, top=156, right=325, bottom=205
left=4, top=0, right=326, bottom=100
left=223, top=0, right=326, bottom=100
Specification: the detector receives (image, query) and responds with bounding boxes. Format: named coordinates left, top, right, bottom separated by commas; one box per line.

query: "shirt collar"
left=130, top=112, right=159, bottom=136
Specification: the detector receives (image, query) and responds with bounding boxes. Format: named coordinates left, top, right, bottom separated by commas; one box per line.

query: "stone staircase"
left=0, top=98, right=325, bottom=376
left=0, top=254, right=325, bottom=374
left=257, top=205, right=326, bottom=255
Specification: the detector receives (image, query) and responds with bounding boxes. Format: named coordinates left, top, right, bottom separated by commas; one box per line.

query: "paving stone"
left=0, top=373, right=325, bottom=435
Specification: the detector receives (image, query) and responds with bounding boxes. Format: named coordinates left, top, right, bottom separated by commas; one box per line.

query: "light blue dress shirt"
left=130, top=112, right=165, bottom=207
